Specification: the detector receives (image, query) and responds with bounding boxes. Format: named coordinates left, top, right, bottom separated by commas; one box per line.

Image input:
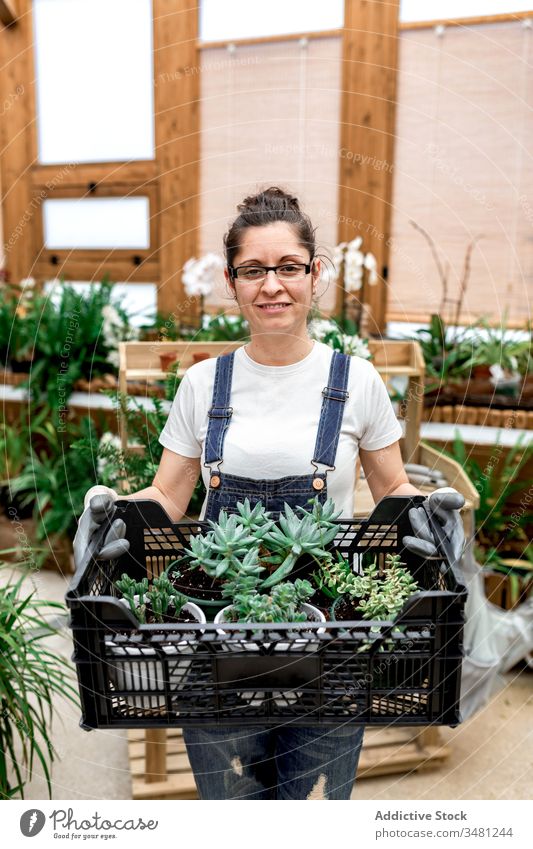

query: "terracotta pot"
left=472, top=364, right=492, bottom=379
left=192, top=352, right=210, bottom=364
left=159, top=352, right=177, bottom=372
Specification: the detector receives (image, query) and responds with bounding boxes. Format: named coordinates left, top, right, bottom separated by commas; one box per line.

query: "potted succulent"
left=109, top=572, right=206, bottom=710
left=214, top=577, right=325, bottom=708
left=170, top=497, right=342, bottom=617
left=215, top=577, right=324, bottom=626
left=325, top=552, right=419, bottom=622
left=115, top=572, right=205, bottom=625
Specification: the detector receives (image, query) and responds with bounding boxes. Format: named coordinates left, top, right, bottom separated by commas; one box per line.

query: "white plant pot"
left=213, top=603, right=326, bottom=707
left=107, top=599, right=205, bottom=711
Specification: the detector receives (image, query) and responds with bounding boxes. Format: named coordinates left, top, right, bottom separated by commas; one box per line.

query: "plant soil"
left=168, top=562, right=225, bottom=602
left=141, top=608, right=197, bottom=625
left=309, top=588, right=336, bottom=619
left=332, top=596, right=365, bottom=622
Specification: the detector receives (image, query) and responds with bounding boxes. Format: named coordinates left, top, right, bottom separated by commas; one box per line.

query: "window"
left=33, top=0, right=154, bottom=164
left=199, top=0, right=343, bottom=42
left=43, top=197, right=150, bottom=250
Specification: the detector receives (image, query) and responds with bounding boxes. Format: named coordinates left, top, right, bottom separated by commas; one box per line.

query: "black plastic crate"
left=66, top=495, right=467, bottom=730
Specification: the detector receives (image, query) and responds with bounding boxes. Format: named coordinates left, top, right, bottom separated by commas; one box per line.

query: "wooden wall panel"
left=152, top=0, right=200, bottom=320
left=0, top=0, right=36, bottom=281
left=338, top=0, right=401, bottom=332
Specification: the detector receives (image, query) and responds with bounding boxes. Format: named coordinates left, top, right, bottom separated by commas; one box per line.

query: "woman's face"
left=224, top=222, right=320, bottom=340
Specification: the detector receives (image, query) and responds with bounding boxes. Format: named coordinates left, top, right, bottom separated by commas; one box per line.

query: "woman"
left=75, top=187, right=465, bottom=800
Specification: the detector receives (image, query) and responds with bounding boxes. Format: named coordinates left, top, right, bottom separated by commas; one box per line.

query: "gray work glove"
left=402, top=487, right=466, bottom=563
left=73, top=485, right=130, bottom=571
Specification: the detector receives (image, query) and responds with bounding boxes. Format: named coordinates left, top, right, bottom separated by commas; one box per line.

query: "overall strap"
left=312, top=350, right=351, bottom=470
left=204, top=351, right=235, bottom=467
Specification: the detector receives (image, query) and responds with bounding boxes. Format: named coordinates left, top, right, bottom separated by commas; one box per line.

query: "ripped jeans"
left=183, top=724, right=365, bottom=800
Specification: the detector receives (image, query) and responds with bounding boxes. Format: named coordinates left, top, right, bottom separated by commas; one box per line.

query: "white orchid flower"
left=364, top=252, right=378, bottom=285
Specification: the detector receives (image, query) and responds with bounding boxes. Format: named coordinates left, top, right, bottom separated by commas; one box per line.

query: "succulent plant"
left=225, top=578, right=316, bottom=623
left=115, top=572, right=188, bottom=624
left=297, top=497, right=343, bottom=531
left=317, top=551, right=364, bottom=599
left=233, top=498, right=275, bottom=535
left=260, top=502, right=339, bottom=588
left=147, top=572, right=189, bottom=624
left=115, top=574, right=149, bottom=622
left=326, top=553, right=419, bottom=621
left=185, top=515, right=259, bottom=579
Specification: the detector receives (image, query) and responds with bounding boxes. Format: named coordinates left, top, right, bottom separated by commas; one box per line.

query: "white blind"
left=198, top=37, right=342, bottom=312
left=389, top=20, right=533, bottom=324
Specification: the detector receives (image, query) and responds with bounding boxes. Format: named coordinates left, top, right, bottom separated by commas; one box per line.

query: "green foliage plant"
left=0, top=558, right=78, bottom=798
left=431, top=430, right=533, bottom=554
left=73, top=392, right=206, bottom=516
left=9, top=415, right=98, bottom=542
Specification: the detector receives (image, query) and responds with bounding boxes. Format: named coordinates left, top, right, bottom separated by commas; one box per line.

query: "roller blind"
left=388, top=20, right=532, bottom=325
left=198, top=36, right=342, bottom=313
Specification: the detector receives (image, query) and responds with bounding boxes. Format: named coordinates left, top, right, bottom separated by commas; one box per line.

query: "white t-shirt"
left=159, top=341, right=402, bottom=519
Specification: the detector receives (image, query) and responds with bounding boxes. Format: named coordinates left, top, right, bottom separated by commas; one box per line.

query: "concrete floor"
left=7, top=566, right=532, bottom=801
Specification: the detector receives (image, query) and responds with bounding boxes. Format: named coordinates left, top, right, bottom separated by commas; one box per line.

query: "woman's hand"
left=402, top=487, right=466, bottom=561
left=73, top=485, right=130, bottom=571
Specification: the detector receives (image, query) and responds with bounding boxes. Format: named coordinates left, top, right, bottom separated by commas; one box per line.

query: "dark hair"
left=223, top=186, right=316, bottom=271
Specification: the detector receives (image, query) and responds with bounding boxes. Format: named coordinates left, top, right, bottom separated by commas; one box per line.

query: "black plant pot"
left=9, top=357, right=33, bottom=373
left=0, top=485, right=34, bottom=519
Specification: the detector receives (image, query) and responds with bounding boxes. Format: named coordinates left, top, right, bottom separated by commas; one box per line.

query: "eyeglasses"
left=229, top=262, right=312, bottom=284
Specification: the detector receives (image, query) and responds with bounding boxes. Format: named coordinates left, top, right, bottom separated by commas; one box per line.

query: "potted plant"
left=325, top=552, right=419, bottom=622
left=159, top=351, right=178, bottom=372
left=215, top=577, right=324, bottom=626
left=115, top=572, right=205, bottom=625
left=170, top=497, right=341, bottom=615
left=213, top=577, right=324, bottom=708
left=0, top=556, right=79, bottom=798
left=109, top=572, right=206, bottom=711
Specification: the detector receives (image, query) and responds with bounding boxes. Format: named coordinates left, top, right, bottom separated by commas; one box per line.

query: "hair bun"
left=237, top=186, right=301, bottom=214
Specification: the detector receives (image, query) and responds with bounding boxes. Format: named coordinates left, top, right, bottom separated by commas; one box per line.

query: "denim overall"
left=183, top=347, right=365, bottom=800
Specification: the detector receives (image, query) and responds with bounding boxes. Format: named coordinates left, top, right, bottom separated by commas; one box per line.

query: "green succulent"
left=147, top=573, right=188, bottom=623
left=186, top=526, right=264, bottom=582
left=115, top=573, right=188, bottom=624
left=260, top=503, right=338, bottom=588
left=234, top=498, right=275, bottom=534
left=318, top=551, right=365, bottom=599
left=115, top=575, right=149, bottom=623
left=225, top=578, right=315, bottom=623
left=325, top=553, right=418, bottom=621
left=297, top=497, right=343, bottom=530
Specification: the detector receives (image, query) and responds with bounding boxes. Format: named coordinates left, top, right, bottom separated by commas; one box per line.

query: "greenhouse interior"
left=0, top=0, right=532, bottom=811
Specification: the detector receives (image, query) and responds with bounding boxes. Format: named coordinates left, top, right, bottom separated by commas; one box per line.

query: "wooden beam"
left=337, top=0, right=401, bottom=332
left=152, top=0, right=200, bottom=320
left=0, top=0, right=36, bottom=282
left=31, top=160, right=158, bottom=190
left=199, top=28, right=342, bottom=50
left=400, top=11, right=533, bottom=30
left=0, top=0, right=17, bottom=27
